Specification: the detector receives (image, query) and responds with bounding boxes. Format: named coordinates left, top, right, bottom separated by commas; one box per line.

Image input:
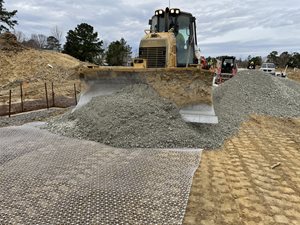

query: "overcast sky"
left=6, top=0, right=300, bottom=58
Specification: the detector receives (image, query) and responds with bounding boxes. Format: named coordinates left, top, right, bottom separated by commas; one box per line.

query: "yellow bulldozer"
left=76, top=7, right=218, bottom=124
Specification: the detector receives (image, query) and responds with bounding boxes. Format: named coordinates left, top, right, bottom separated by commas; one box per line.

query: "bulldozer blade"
left=75, top=66, right=218, bottom=124
left=180, top=104, right=218, bottom=124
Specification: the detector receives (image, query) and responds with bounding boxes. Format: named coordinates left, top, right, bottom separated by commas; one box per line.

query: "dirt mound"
left=0, top=47, right=84, bottom=107
left=0, top=49, right=81, bottom=88
left=0, top=32, right=24, bottom=51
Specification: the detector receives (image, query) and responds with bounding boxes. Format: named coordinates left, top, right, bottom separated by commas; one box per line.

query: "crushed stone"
left=0, top=108, right=68, bottom=128
left=47, top=70, right=300, bottom=149
left=47, top=85, right=201, bottom=148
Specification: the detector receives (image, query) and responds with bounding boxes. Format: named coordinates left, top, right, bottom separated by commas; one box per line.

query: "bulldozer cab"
left=148, top=8, right=197, bottom=67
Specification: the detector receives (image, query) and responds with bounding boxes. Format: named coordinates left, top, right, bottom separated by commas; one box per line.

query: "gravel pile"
left=47, top=85, right=202, bottom=148
left=47, top=70, right=300, bottom=149
left=193, top=70, right=300, bottom=149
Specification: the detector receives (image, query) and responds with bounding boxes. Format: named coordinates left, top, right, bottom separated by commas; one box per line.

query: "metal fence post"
left=8, top=90, right=12, bottom=117
left=74, top=83, right=77, bottom=105
left=45, top=82, right=49, bottom=109
left=52, top=82, right=55, bottom=107
left=20, top=83, right=24, bottom=112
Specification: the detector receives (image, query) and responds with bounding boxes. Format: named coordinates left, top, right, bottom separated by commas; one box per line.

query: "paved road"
left=0, top=124, right=201, bottom=224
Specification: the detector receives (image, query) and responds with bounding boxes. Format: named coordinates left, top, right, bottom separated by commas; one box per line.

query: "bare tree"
left=51, top=25, right=62, bottom=45
left=12, top=30, right=26, bottom=42
left=31, top=33, right=47, bottom=48
left=22, top=39, right=39, bottom=49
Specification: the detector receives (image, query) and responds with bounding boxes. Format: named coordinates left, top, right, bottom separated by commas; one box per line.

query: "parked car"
left=260, top=63, right=276, bottom=75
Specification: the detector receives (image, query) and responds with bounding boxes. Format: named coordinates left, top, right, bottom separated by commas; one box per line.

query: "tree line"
left=207, top=52, right=300, bottom=69
left=62, top=23, right=132, bottom=66
left=13, top=27, right=62, bottom=51
left=234, top=52, right=300, bottom=68
left=0, top=0, right=131, bottom=66
left=1, top=0, right=299, bottom=68
left=265, top=51, right=300, bottom=68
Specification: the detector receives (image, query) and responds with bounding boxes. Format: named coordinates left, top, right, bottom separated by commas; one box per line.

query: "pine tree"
left=63, top=23, right=103, bottom=63
left=46, top=36, right=61, bottom=51
left=106, top=38, right=132, bottom=66
left=0, top=0, right=18, bottom=33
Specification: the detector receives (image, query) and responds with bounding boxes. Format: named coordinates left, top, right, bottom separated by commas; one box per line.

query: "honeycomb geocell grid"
left=0, top=124, right=201, bottom=224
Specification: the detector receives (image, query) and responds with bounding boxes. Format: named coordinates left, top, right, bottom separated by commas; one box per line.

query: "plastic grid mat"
left=0, top=124, right=201, bottom=224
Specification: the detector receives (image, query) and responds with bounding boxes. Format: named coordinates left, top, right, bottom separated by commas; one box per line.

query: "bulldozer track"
left=184, top=115, right=300, bottom=225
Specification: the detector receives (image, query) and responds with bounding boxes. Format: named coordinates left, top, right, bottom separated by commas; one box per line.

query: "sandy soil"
left=146, top=69, right=213, bottom=106
left=184, top=115, right=300, bottom=225
left=0, top=49, right=80, bottom=87
left=288, top=69, right=300, bottom=83
left=0, top=48, right=83, bottom=112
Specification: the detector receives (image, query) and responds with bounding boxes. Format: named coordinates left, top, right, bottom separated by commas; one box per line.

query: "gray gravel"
left=47, top=85, right=201, bottom=148
left=47, top=70, right=300, bottom=149
left=192, top=70, right=300, bottom=149
left=0, top=108, right=68, bottom=128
